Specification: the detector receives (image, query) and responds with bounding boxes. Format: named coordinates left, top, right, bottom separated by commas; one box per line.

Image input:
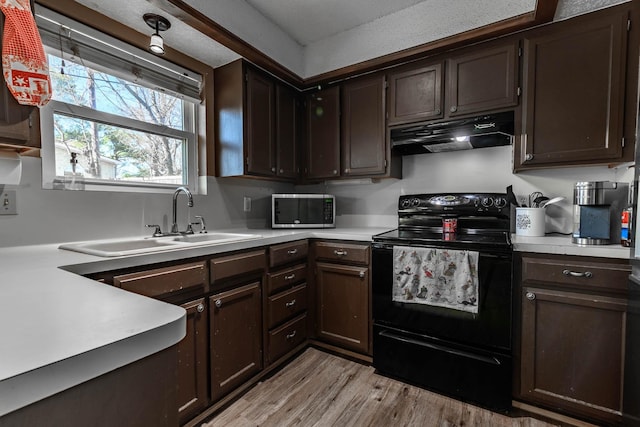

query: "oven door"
left=372, top=242, right=513, bottom=353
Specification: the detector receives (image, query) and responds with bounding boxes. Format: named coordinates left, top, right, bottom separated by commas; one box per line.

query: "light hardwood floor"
left=203, top=348, right=558, bottom=427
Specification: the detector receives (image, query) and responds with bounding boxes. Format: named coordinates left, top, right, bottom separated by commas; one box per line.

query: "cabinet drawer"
left=267, top=313, right=307, bottom=363
left=114, top=261, right=207, bottom=298
left=267, top=264, right=307, bottom=295
left=521, top=255, right=630, bottom=293
left=314, top=242, right=370, bottom=265
left=269, top=240, right=308, bottom=268
left=210, top=249, right=266, bottom=282
left=267, top=284, right=307, bottom=329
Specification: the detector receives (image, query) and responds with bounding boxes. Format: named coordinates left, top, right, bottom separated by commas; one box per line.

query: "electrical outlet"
left=243, top=196, right=251, bottom=212
left=0, top=190, right=17, bottom=215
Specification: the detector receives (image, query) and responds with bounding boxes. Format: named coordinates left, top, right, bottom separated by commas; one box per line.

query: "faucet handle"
left=194, top=215, right=207, bottom=233
left=146, top=224, right=163, bottom=237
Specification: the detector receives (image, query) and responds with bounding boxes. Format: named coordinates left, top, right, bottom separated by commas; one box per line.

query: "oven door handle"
left=378, top=330, right=502, bottom=366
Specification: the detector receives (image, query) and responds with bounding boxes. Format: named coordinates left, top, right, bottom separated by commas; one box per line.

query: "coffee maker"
left=572, top=181, right=629, bottom=245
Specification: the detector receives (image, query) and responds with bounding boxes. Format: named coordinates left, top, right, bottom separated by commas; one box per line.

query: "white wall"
left=0, top=156, right=293, bottom=247
left=297, top=146, right=634, bottom=234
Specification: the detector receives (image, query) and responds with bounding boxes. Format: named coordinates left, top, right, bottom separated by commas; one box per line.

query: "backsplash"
left=0, top=146, right=633, bottom=247
left=298, top=145, right=634, bottom=234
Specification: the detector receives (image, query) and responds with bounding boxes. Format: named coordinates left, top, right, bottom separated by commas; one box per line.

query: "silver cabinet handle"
left=285, top=299, right=296, bottom=308
left=525, top=292, right=536, bottom=301
left=563, top=269, right=593, bottom=278
left=332, top=170, right=338, bottom=175
left=359, top=271, right=365, bottom=278
left=279, top=168, right=284, bottom=174
left=286, top=330, right=297, bottom=340
left=271, top=167, right=276, bottom=173
left=215, top=299, right=222, bottom=308
left=284, top=273, right=296, bottom=281
left=450, top=105, right=457, bottom=113
left=435, top=108, right=441, bottom=115
left=287, top=249, right=298, bottom=255
left=334, top=249, right=348, bottom=256
left=525, top=153, right=534, bottom=161
left=197, top=303, right=205, bottom=313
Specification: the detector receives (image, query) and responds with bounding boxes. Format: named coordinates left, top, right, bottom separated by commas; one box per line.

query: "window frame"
left=36, top=5, right=202, bottom=194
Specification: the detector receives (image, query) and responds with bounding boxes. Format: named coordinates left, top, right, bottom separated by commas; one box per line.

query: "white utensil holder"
left=515, top=207, right=545, bottom=237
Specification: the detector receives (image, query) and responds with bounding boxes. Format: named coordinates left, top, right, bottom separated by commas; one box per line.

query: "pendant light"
left=143, top=13, right=171, bottom=55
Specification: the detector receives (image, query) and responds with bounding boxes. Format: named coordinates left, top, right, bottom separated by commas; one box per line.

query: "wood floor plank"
left=203, top=348, right=559, bottom=427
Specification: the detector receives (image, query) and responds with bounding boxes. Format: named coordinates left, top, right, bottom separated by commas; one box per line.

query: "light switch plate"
left=1, top=190, right=17, bottom=215
left=243, top=196, right=251, bottom=212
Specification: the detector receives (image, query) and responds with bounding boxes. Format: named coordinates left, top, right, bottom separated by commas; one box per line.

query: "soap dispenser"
left=63, top=152, right=85, bottom=190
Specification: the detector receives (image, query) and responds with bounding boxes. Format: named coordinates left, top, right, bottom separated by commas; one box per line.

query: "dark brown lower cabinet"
left=209, top=282, right=263, bottom=401
left=316, top=262, right=369, bottom=354
left=177, top=298, right=208, bottom=424
left=519, top=254, right=629, bottom=425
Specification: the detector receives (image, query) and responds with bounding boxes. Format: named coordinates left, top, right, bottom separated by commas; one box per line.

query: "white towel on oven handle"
left=392, top=246, right=479, bottom=314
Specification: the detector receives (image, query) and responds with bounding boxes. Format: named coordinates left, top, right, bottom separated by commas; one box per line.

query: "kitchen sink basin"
left=59, top=232, right=263, bottom=257
left=59, top=238, right=184, bottom=257
left=172, top=232, right=261, bottom=244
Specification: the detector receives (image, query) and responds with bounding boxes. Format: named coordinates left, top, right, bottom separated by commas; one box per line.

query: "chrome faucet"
left=171, top=186, right=194, bottom=234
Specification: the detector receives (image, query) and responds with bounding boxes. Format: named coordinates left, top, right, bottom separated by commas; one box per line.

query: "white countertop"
left=0, top=227, right=388, bottom=417
left=1, top=226, right=629, bottom=417
left=511, top=234, right=632, bottom=259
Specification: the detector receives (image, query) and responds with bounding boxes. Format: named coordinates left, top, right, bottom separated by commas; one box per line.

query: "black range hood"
left=390, top=111, right=514, bottom=155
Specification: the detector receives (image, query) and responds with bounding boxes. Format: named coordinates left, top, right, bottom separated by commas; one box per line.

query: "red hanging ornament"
left=0, top=0, right=51, bottom=107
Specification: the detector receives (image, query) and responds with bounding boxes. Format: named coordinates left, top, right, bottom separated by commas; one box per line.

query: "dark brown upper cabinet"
left=275, top=83, right=301, bottom=179
left=304, top=86, right=341, bottom=180
left=214, top=59, right=299, bottom=180
left=0, top=9, right=39, bottom=152
left=516, top=5, right=631, bottom=170
left=341, top=74, right=387, bottom=177
left=387, top=61, right=443, bottom=126
left=386, top=39, right=518, bottom=127
left=245, top=67, right=275, bottom=176
left=445, top=40, right=519, bottom=117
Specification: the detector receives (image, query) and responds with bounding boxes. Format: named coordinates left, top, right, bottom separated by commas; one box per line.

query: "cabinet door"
left=446, top=40, right=518, bottom=117
left=210, top=282, right=262, bottom=401
left=341, top=74, right=386, bottom=177
left=521, top=287, right=626, bottom=424
left=316, top=262, right=369, bottom=354
left=518, top=9, right=627, bottom=168
left=387, top=61, right=443, bottom=125
left=305, top=86, right=340, bottom=179
left=246, top=68, right=275, bottom=176
left=275, top=83, right=300, bottom=179
left=177, top=298, right=208, bottom=424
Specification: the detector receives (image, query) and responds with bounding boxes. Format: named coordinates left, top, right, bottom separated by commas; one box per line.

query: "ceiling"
left=244, top=0, right=428, bottom=46
left=69, top=0, right=624, bottom=80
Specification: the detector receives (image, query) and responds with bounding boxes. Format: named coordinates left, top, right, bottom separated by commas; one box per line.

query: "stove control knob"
left=410, top=198, right=421, bottom=207
left=494, top=197, right=507, bottom=208
left=400, top=199, right=411, bottom=209
left=481, top=197, right=493, bottom=207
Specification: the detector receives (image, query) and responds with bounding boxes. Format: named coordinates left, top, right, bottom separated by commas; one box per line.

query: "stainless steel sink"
left=59, top=232, right=263, bottom=257
left=172, top=232, right=261, bottom=244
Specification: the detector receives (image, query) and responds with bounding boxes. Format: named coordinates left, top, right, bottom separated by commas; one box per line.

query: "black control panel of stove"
left=398, top=193, right=509, bottom=216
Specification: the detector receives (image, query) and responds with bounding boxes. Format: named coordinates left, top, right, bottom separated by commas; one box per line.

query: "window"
left=36, top=6, right=202, bottom=192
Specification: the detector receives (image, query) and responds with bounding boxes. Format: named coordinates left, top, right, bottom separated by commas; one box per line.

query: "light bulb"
left=150, top=33, right=164, bottom=54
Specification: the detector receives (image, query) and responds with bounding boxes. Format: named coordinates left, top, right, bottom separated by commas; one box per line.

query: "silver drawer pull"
left=359, top=271, right=365, bottom=278
left=285, top=299, right=296, bottom=308
left=215, top=299, right=222, bottom=308
left=287, top=249, right=298, bottom=255
left=284, top=273, right=296, bottom=281
left=286, top=330, right=297, bottom=340
left=525, top=292, right=536, bottom=301
left=563, top=269, right=593, bottom=278
left=334, top=249, right=348, bottom=256
left=196, top=303, right=205, bottom=313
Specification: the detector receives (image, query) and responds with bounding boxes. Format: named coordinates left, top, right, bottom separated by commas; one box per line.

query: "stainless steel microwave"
left=271, top=194, right=335, bottom=228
